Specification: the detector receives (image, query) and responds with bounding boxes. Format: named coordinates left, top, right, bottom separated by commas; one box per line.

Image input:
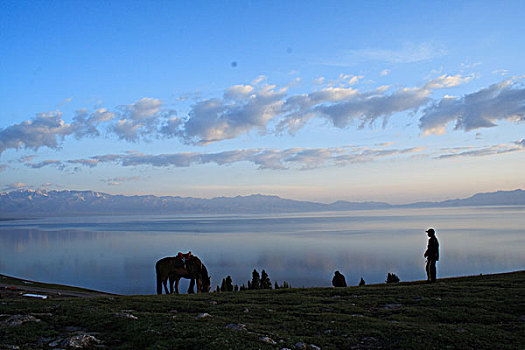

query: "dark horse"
left=155, top=255, right=211, bottom=294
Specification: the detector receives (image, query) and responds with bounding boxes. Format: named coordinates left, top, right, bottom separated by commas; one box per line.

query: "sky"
left=1, top=1, right=524, bottom=204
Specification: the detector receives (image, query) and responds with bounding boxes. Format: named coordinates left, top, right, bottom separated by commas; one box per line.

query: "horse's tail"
left=155, top=261, right=162, bottom=295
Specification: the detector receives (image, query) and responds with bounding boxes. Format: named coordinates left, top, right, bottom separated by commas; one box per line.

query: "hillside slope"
left=1, top=271, right=524, bottom=349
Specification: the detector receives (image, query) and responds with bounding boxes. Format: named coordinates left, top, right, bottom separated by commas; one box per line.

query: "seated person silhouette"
left=332, top=271, right=347, bottom=287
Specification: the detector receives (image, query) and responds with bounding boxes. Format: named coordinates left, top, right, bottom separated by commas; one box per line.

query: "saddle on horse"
left=175, top=251, right=192, bottom=269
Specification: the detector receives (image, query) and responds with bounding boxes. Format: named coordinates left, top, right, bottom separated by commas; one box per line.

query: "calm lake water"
left=1, top=206, right=524, bottom=294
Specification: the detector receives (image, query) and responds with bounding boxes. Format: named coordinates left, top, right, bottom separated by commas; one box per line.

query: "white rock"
left=2, top=314, right=41, bottom=327
left=226, top=323, right=246, bottom=331
left=48, top=338, right=63, bottom=347
left=62, top=334, right=101, bottom=349
left=22, top=293, right=47, bottom=299
left=195, top=312, right=211, bottom=319
left=260, top=336, right=277, bottom=345
left=115, top=312, right=138, bottom=320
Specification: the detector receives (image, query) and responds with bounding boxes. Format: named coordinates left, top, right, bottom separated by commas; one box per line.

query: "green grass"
left=1, top=271, right=524, bottom=349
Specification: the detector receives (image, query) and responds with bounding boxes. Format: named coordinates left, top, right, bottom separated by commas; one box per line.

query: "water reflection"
left=1, top=207, right=524, bottom=294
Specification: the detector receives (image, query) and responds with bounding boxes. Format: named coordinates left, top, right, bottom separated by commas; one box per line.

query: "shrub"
left=386, top=273, right=400, bottom=284
left=220, top=276, right=234, bottom=292
left=359, top=277, right=366, bottom=286
left=260, top=270, right=272, bottom=289
left=250, top=269, right=261, bottom=290
left=280, top=281, right=291, bottom=289
left=274, top=281, right=291, bottom=289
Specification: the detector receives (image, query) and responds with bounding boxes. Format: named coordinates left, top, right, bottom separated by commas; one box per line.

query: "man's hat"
left=426, top=228, right=435, bottom=235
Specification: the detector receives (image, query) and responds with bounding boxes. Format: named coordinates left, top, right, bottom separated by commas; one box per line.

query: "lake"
left=1, top=206, right=524, bottom=294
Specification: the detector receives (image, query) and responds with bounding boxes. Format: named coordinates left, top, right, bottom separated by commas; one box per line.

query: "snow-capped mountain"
left=0, top=189, right=523, bottom=218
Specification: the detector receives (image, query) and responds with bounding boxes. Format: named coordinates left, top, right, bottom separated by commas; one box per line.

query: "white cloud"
left=321, top=42, right=446, bottom=66
left=66, top=144, right=425, bottom=171
left=1, top=76, right=520, bottom=158
left=102, top=176, right=142, bottom=186
left=126, top=97, right=163, bottom=120
left=280, top=85, right=430, bottom=132
left=18, top=155, right=36, bottom=163
left=39, top=182, right=55, bottom=189
left=420, top=79, right=525, bottom=134
left=3, top=182, right=29, bottom=191
left=436, top=142, right=524, bottom=159
left=317, top=86, right=430, bottom=128
left=110, top=98, right=168, bottom=142
left=110, top=119, right=145, bottom=142
left=423, top=74, right=473, bottom=90
left=334, top=146, right=425, bottom=165
left=26, top=159, right=64, bottom=169
left=67, top=158, right=100, bottom=168
left=492, top=69, right=509, bottom=76
left=0, top=111, right=73, bottom=155
left=158, top=117, right=183, bottom=138
left=180, top=84, right=286, bottom=144
left=359, top=43, right=446, bottom=63
left=279, top=74, right=473, bottom=132
left=224, top=84, right=255, bottom=100
left=284, top=148, right=345, bottom=170
left=72, top=108, right=116, bottom=138
left=57, top=97, right=73, bottom=106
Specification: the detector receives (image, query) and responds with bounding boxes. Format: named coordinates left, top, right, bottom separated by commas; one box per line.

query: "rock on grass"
left=1, top=314, right=41, bottom=327
left=62, top=334, right=101, bottom=348
left=260, top=336, right=277, bottom=345
left=226, top=323, right=246, bottom=331
left=195, top=312, right=211, bottom=320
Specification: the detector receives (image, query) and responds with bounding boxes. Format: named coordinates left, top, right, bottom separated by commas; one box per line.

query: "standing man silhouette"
left=424, top=228, right=439, bottom=283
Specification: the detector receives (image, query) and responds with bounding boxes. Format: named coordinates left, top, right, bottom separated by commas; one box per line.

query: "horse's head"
left=185, top=255, right=211, bottom=293
left=199, top=262, right=211, bottom=293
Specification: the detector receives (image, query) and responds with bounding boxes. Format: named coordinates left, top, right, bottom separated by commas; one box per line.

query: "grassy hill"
left=1, top=271, right=524, bottom=349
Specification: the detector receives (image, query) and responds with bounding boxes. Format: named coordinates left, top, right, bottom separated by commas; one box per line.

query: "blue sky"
left=1, top=1, right=524, bottom=203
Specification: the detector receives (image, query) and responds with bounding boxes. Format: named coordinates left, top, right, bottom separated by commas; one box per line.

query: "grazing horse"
left=155, top=255, right=211, bottom=294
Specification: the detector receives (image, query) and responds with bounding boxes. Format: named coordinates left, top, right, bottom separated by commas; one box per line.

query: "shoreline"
left=2, top=269, right=523, bottom=299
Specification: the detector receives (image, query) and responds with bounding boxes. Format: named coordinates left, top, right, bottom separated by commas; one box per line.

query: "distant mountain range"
left=0, top=189, right=524, bottom=218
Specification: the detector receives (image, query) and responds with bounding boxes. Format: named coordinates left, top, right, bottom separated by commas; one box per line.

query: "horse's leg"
left=175, top=277, right=181, bottom=294
left=188, top=278, right=195, bottom=294
left=162, top=278, right=169, bottom=295
left=193, top=278, right=202, bottom=293
left=169, top=275, right=174, bottom=294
